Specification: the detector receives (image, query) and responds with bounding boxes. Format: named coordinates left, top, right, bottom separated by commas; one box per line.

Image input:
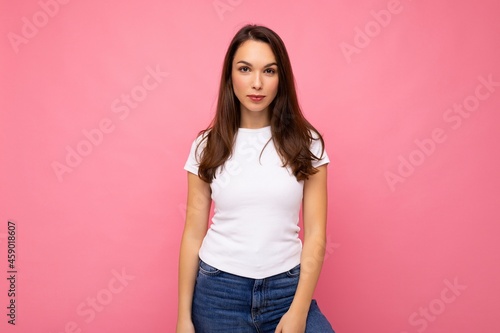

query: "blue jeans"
left=192, top=260, right=335, bottom=333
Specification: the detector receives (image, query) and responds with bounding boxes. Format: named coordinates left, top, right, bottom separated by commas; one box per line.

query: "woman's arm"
left=176, top=172, right=212, bottom=332
left=276, top=164, right=328, bottom=333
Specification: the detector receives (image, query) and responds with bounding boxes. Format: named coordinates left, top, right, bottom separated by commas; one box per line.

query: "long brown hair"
left=195, top=24, right=326, bottom=183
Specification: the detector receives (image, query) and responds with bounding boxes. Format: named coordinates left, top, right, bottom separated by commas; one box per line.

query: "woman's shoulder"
left=308, top=128, right=321, bottom=139
left=306, top=127, right=327, bottom=156
left=306, top=127, right=325, bottom=146
left=192, top=128, right=212, bottom=144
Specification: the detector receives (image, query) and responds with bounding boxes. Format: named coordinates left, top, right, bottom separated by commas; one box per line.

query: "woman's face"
left=231, top=40, right=279, bottom=119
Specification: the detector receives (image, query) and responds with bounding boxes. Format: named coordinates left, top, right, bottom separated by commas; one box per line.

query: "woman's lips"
left=248, top=95, right=265, bottom=102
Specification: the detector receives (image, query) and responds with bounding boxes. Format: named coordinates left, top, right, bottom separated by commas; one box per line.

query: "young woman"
left=177, top=24, right=335, bottom=333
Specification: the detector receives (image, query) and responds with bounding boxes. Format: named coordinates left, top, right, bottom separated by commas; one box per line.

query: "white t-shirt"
left=184, top=125, right=329, bottom=279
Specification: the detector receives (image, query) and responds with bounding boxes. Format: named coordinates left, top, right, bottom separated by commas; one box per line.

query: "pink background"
left=1, top=0, right=500, bottom=332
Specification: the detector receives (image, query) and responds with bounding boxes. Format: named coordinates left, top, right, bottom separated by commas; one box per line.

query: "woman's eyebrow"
left=236, top=60, right=278, bottom=68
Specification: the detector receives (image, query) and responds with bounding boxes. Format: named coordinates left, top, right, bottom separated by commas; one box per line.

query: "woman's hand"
left=275, top=309, right=307, bottom=333
left=176, top=318, right=195, bottom=333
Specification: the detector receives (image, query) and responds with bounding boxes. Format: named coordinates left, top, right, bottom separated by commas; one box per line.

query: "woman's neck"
left=239, top=110, right=270, bottom=129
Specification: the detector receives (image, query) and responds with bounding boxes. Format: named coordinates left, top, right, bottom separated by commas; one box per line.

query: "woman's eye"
left=239, top=66, right=250, bottom=72
left=264, top=68, right=276, bottom=74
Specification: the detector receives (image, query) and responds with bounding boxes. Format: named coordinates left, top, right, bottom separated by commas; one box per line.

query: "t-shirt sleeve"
left=310, top=130, right=330, bottom=168
left=184, top=133, right=207, bottom=175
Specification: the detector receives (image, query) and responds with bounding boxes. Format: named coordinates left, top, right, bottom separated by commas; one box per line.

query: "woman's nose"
left=252, top=74, right=262, bottom=90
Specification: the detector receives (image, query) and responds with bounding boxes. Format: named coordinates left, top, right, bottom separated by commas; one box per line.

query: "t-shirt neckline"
left=238, top=125, right=271, bottom=133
